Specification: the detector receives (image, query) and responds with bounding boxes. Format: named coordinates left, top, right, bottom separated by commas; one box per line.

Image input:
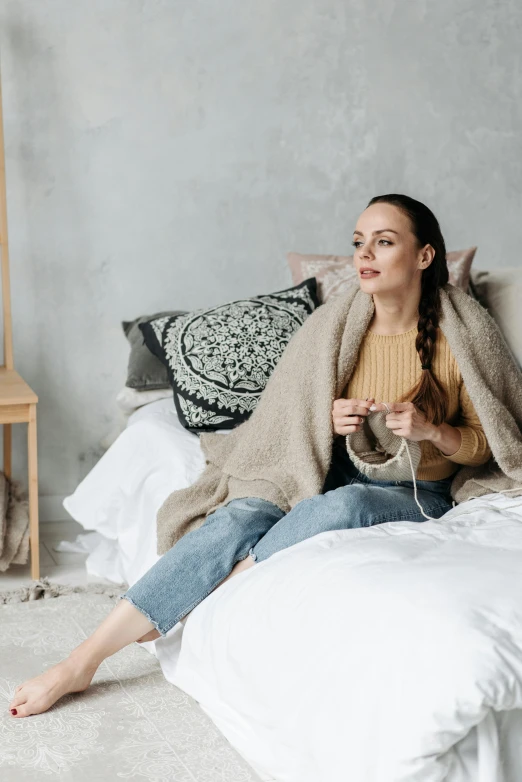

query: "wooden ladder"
left=0, top=68, right=39, bottom=580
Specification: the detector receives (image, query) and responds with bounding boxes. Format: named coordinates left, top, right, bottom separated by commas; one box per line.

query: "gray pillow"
left=469, top=268, right=522, bottom=369
left=122, top=311, right=187, bottom=390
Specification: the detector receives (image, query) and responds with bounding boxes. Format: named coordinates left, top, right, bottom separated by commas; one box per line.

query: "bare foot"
left=8, top=655, right=98, bottom=718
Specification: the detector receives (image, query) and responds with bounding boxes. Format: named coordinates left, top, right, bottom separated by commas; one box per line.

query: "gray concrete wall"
left=0, top=0, right=520, bottom=516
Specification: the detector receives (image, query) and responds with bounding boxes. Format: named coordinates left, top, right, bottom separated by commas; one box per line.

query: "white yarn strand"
left=402, top=437, right=442, bottom=520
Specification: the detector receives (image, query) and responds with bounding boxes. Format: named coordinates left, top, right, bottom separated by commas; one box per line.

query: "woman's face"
left=352, top=203, right=433, bottom=293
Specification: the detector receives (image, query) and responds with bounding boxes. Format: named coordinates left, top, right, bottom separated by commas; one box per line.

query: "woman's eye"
left=351, top=239, right=392, bottom=247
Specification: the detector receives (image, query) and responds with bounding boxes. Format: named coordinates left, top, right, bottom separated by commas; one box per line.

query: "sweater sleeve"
left=441, top=382, right=492, bottom=466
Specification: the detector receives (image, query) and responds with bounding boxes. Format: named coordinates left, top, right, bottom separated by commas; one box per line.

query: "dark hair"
left=366, top=193, right=449, bottom=426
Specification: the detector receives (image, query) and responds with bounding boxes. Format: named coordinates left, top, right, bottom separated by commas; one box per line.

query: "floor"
left=0, top=520, right=112, bottom=591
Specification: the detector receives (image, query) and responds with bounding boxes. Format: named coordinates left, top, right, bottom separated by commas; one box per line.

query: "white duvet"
left=160, top=497, right=522, bottom=782
left=64, top=398, right=522, bottom=782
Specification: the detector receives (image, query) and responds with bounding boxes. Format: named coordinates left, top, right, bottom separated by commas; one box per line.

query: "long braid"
left=406, top=281, right=449, bottom=426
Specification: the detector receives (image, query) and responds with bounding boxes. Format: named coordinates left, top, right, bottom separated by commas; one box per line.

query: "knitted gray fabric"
left=155, top=282, right=522, bottom=555
left=0, top=577, right=127, bottom=604
left=345, top=408, right=422, bottom=481
left=0, top=474, right=30, bottom=571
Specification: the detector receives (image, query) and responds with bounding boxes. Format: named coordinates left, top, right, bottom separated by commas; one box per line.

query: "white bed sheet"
left=63, top=397, right=522, bottom=782
left=63, top=397, right=228, bottom=585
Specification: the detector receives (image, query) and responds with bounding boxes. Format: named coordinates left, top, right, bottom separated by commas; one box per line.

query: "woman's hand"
left=332, top=397, right=375, bottom=436
left=370, top=401, right=435, bottom=442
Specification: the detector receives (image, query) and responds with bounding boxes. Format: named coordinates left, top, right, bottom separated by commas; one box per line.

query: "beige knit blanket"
left=0, top=473, right=30, bottom=571
left=156, top=282, right=522, bottom=554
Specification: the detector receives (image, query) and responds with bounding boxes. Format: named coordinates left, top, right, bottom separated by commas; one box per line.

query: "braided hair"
left=366, top=194, right=450, bottom=427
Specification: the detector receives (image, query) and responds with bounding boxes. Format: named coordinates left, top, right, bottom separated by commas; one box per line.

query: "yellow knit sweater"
left=343, top=326, right=492, bottom=481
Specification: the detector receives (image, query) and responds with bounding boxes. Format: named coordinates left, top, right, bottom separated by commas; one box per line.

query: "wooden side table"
left=0, top=368, right=39, bottom=579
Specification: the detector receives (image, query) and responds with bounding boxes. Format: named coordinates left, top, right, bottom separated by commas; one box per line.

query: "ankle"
left=68, top=644, right=102, bottom=672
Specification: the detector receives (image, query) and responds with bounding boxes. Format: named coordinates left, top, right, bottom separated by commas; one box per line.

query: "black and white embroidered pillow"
left=139, top=278, right=320, bottom=432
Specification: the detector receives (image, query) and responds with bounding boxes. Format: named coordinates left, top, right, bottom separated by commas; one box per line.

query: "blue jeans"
left=122, top=441, right=454, bottom=636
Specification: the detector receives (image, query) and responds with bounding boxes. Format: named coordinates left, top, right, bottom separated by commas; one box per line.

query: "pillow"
left=139, top=278, right=320, bottom=432
left=122, top=311, right=187, bottom=390
left=287, top=247, right=477, bottom=302
left=469, top=268, right=522, bottom=369
left=115, top=386, right=173, bottom=415
left=467, top=274, right=480, bottom=302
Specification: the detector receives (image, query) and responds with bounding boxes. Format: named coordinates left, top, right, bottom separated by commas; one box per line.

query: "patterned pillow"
left=287, top=247, right=477, bottom=303
left=139, top=279, right=320, bottom=432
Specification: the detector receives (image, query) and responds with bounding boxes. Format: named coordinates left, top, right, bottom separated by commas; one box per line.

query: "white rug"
left=0, top=592, right=262, bottom=781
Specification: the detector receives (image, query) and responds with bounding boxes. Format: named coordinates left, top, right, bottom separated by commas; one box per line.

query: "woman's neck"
left=368, top=316, right=419, bottom=336
left=369, top=291, right=420, bottom=336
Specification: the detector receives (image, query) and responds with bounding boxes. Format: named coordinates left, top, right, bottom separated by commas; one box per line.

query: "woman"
left=9, top=194, right=491, bottom=718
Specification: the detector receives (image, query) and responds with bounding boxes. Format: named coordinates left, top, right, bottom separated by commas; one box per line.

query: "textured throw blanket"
left=156, top=282, right=522, bottom=554
left=0, top=473, right=30, bottom=571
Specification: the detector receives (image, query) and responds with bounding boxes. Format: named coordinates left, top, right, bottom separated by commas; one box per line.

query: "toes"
left=12, top=703, right=32, bottom=718
left=15, top=684, right=24, bottom=693
left=9, top=693, right=28, bottom=711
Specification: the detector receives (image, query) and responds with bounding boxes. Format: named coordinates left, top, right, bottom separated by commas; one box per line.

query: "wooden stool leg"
left=28, top=404, right=39, bottom=580
left=3, top=422, right=11, bottom=479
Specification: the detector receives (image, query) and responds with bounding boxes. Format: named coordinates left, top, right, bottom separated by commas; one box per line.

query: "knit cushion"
left=345, top=409, right=422, bottom=481
left=139, top=279, right=320, bottom=433
left=287, top=247, right=477, bottom=303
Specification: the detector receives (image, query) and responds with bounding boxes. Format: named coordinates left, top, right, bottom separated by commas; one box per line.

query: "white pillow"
left=116, top=386, right=173, bottom=415
left=98, top=388, right=174, bottom=451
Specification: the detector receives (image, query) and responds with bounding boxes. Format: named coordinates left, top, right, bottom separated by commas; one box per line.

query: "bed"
left=63, top=394, right=522, bottom=782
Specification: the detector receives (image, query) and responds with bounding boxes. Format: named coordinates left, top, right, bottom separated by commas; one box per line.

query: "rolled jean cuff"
left=119, top=593, right=168, bottom=638
left=121, top=564, right=240, bottom=636
left=117, top=497, right=285, bottom=636
left=248, top=546, right=258, bottom=562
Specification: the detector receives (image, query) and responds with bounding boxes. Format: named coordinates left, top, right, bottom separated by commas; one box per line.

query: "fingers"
left=385, top=402, right=414, bottom=412
left=332, top=397, right=414, bottom=440
left=367, top=401, right=403, bottom=415
left=333, top=397, right=375, bottom=416
left=334, top=423, right=363, bottom=435
left=332, top=397, right=376, bottom=436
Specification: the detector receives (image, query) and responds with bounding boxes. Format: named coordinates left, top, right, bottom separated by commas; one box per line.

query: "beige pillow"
left=470, top=268, right=522, bottom=369
left=287, top=247, right=477, bottom=303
